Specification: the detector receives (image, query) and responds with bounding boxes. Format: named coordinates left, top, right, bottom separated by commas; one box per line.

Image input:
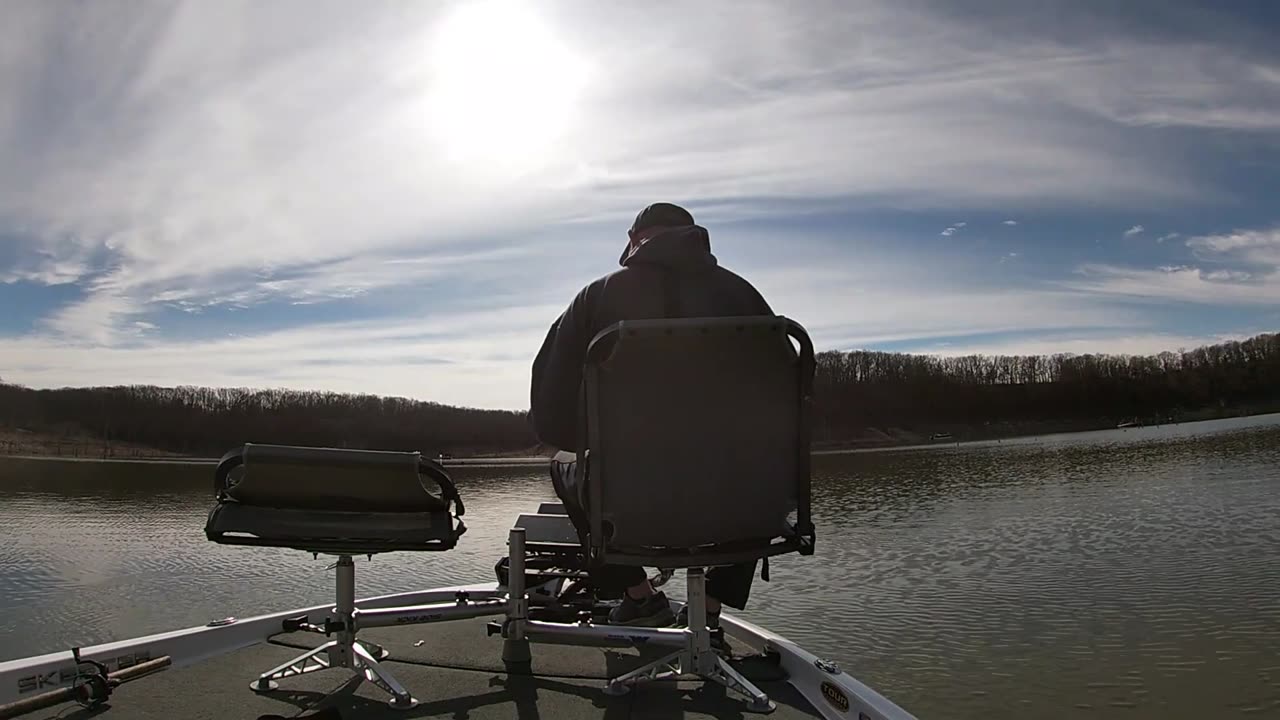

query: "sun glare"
left=429, top=0, right=588, bottom=173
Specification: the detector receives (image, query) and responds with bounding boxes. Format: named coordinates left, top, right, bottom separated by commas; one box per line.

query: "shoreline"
left=0, top=452, right=554, bottom=467
left=4, top=409, right=1278, bottom=468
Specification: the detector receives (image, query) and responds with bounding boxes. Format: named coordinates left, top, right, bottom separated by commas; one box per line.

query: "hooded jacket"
left=529, top=225, right=773, bottom=451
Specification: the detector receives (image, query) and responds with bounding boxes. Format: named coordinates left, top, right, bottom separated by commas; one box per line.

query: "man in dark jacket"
left=529, top=202, right=773, bottom=627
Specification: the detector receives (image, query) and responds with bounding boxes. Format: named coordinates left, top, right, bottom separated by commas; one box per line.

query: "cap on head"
left=629, top=202, right=695, bottom=235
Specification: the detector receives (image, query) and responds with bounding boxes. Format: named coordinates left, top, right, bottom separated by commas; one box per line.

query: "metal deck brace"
left=250, top=555, right=507, bottom=710
left=496, top=527, right=776, bottom=713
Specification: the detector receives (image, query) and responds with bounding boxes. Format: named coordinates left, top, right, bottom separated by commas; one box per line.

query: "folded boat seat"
left=202, top=443, right=470, bottom=710
left=533, top=316, right=817, bottom=711
left=205, top=443, right=465, bottom=554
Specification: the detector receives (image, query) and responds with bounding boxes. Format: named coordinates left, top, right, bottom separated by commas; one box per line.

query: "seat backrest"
left=583, top=316, right=814, bottom=561
left=217, top=443, right=453, bottom=513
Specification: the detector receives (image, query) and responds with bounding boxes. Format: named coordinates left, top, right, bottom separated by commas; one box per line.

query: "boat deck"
left=28, top=617, right=822, bottom=719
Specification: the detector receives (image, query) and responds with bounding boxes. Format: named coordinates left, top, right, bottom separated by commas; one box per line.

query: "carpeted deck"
left=30, top=617, right=821, bottom=719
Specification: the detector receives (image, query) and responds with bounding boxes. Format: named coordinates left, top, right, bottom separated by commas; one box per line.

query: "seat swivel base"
left=248, top=555, right=418, bottom=710
left=251, top=638, right=417, bottom=710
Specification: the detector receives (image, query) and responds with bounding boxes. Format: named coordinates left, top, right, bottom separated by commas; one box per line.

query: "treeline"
left=0, top=384, right=536, bottom=457
left=2, top=332, right=1278, bottom=456
left=813, top=332, right=1280, bottom=440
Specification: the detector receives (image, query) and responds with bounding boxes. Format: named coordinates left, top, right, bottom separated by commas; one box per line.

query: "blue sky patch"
left=1, top=0, right=1278, bottom=409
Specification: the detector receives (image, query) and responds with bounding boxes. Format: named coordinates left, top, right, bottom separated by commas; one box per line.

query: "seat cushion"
left=600, top=525, right=812, bottom=567
left=515, top=513, right=581, bottom=550
left=224, top=460, right=450, bottom=513
left=205, top=502, right=463, bottom=554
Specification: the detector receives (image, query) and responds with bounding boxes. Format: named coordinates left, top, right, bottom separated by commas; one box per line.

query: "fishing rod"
left=0, top=648, right=171, bottom=719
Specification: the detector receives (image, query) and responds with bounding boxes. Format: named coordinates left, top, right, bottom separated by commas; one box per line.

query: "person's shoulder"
left=594, top=264, right=653, bottom=290
left=567, top=270, right=614, bottom=302
left=560, top=269, right=626, bottom=322
left=712, top=262, right=755, bottom=283
left=712, top=263, right=765, bottom=292
left=709, top=264, right=773, bottom=312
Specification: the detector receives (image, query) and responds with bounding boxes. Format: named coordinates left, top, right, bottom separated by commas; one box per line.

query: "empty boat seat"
left=204, top=443, right=466, bottom=555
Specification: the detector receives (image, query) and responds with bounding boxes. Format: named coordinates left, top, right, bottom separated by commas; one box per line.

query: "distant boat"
left=930, top=432, right=953, bottom=441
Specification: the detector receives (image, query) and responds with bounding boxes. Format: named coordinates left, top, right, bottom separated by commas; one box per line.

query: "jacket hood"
left=618, top=225, right=718, bottom=270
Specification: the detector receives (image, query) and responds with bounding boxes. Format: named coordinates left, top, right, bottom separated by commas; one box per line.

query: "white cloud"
left=0, top=305, right=561, bottom=410
left=1, top=1, right=1279, bottom=406
left=0, top=1, right=1243, bottom=311
left=749, top=265, right=1142, bottom=354
left=1156, top=232, right=1180, bottom=243
left=42, top=291, right=142, bottom=345
left=1, top=259, right=1151, bottom=408
left=1048, top=41, right=1280, bottom=132
left=1065, top=263, right=1280, bottom=305
left=1204, top=269, right=1254, bottom=282
left=0, top=231, right=101, bottom=286
left=915, top=331, right=1261, bottom=359
left=1003, top=219, right=1018, bottom=226
left=1097, top=228, right=1280, bottom=303
left=1123, top=225, right=1145, bottom=238
left=1187, top=227, right=1280, bottom=266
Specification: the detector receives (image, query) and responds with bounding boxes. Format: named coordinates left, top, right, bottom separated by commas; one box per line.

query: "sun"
left=428, top=0, right=588, bottom=172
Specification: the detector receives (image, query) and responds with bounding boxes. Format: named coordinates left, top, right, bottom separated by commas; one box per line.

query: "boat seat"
left=579, top=316, right=815, bottom=568
left=501, top=316, right=817, bottom=712
left=204, top=443, right=466, bottom=555
left=202, top=443, right=488, bottom=710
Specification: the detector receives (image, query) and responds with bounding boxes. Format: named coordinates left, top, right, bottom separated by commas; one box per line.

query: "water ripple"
left=2, top=418, right=1279, bottom=719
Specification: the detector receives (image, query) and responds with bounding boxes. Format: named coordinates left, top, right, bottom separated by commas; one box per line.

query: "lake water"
left=3, top=414, right=1279, bottom=718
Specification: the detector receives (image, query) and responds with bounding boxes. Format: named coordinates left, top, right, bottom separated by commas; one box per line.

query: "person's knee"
left=593, top=564, right=648, bottom=594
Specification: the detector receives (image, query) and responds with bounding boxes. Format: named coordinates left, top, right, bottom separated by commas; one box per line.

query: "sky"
left=1, top=0, right=1279, bottom=410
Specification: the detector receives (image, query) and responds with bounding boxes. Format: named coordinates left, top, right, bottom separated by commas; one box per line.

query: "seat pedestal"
left=497, top=524, right=778, bottom=714
left=250, top=556, right=419, bottom=710
left=600, top=567, right=775, bottom=714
